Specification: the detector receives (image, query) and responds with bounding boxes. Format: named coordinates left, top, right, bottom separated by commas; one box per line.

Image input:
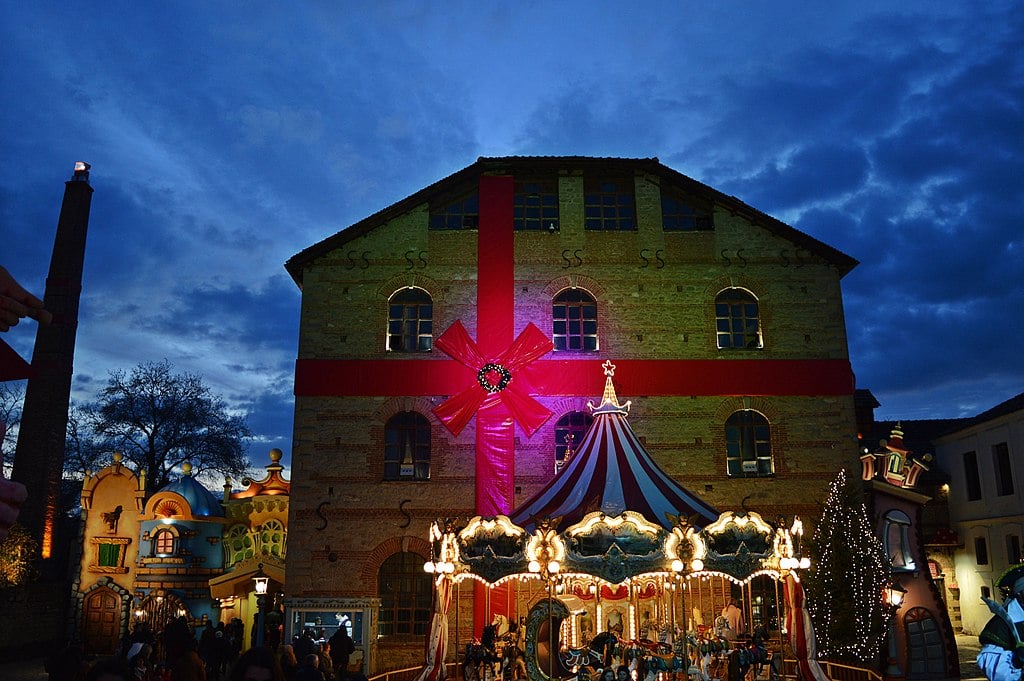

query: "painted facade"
left=70, top=450, right=290, bottom=655
left=862, top=425, right=959, bottom=680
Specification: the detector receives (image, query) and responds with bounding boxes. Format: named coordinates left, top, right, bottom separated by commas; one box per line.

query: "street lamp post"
left=884, top=580, right=907, bottom=679
left=254, top=564, right=269, bottom=648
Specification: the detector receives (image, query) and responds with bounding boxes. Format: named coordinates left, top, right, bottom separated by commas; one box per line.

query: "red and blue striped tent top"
left=510, top=361, right=719, bottom=531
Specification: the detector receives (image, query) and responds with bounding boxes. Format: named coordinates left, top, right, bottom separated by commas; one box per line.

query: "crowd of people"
left=44, top=617, right=360, bottom=681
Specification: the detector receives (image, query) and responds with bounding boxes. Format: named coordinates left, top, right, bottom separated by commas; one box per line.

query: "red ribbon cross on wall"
left=294, top=176, right=855, bottom=516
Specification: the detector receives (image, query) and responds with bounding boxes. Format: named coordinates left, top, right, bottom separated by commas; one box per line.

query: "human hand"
left=0, top=477, right=27, bottom=542
left=0, top=265, right=52, bottom=331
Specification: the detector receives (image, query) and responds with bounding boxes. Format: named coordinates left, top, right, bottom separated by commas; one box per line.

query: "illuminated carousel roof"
left=510, top=361, right=719, bottom=531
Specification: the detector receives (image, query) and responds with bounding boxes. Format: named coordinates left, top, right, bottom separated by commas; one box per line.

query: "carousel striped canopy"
left=510, top=361, right=719, bottom=531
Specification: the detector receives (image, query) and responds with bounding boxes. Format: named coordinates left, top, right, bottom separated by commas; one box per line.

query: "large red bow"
left=431, top=320, right=553, bottom=436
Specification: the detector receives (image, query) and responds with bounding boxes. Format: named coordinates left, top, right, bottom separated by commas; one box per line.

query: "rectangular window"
left=514, top=179, right=559, bottom=231
left=964, top=451, right=982, bottom=501
left=584, top=179, right=636, bottom=231
left=428, top=192, right=479, bottom=230
left=1007, top=535, right=1021, bottom=564
left=975, top=536, right=989, bottom=565
left=662, top=191, right=714, bottom=231
left=98, top=543, right=121, bottom=567
left=993, top=442, right=1014, bottom=496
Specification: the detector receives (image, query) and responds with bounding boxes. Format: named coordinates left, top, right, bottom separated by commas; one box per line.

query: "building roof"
left=285, top=156, right=859, bottom=286
left=509, top=362, right=720, bottom=531
left=158, top=463, right=224, bottom=517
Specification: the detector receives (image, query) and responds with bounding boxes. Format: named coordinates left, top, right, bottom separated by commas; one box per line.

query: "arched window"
left=226, top=524, right=254, bottom=566
left=387, top=288, right=433, bottom=352
left=384, top=412, right=430, bottom=481
left=553, top=289, right=598, bottom=351
left=555, top=411, right=594, bottom=470
left=725, top=410, right=773, bottom=477
left=257, top=519, right=287, bottom=558
left=716, top=288, right=762, bottom=349
left=377, top=552, right=431, bottom=636
left=884, top=510, right=916, bottom=571
left=154, top=528, right=177, bottom=556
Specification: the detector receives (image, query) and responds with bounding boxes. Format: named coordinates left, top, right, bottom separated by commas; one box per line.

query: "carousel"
left=415, top=363, right=823, bottom=681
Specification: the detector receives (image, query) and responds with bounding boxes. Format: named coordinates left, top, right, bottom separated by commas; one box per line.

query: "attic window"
left=429, top=192, right=479, bottom=230
left=662, top=191, right=714, bottom=231
left=514, top=178, right=559, bottom=231
left=584, top=179, right=636, bottom=231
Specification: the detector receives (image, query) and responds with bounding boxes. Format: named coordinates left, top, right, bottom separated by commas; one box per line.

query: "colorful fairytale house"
left=862, top=425, right=959, bottom=680
left=70, top=450, right=289, bottom=655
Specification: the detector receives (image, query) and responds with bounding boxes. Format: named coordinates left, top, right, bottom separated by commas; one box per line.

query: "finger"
left=0, top=294, right=31, bottom=319
left=26, top=307, right=53, bottom=325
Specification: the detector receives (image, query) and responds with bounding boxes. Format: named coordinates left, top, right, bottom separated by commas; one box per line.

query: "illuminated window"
left=377, top=552, right=431, bottom=636
left=662, top=191, right=714, bottom=231
left=514, top=179, right=559, bottom=231
left=555, top=411, right=594, bottom=468
left=258, top=519, right=286, bottom=558
left=884, top=510, right=916, bottom=571
left=387, top=288, right=432, bottom=352
left=963, top=451, right=981, bottom=501
left=584, top=179, right=635, bottom=231
left=725, top=410, right=773, bottom=477
left=384, top=412, right=430, bottom=481
left=226, top=524, right=254, bottom=566
left=154, top=529, right=176, bottom=556
left=993, top=443, right=1014, bottom=496
left=716, top=288, right=762, bottom=349
left=428, top=191, right=479, bottom=230
left=553, top=289, right=598, bottom=351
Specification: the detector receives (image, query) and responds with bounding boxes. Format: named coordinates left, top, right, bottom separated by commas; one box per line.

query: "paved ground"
left=0, top=635, right=991, bottom=681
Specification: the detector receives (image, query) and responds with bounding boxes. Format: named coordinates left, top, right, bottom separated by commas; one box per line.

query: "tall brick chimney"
left=11, top=162, right=93, bottom=559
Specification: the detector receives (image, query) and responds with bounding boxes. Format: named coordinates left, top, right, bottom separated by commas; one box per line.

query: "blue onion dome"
left=159, top=462, right=225, bottom=517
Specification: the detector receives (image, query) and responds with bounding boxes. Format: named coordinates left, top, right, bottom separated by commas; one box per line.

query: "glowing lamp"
left=424, top=562, right=436, bottom=574
left=547, top=560, right=561, bottom=574
left=691, top=559, right=704, bottom=572
left=799, top=557, right=811, bottom=569
left=528, top=560, right=541, bottom=573
left=885, top=581, right=907, bottom=608
left=253, top=566, right=269, bottom=595
left=671, top=559, right=684, bottom=573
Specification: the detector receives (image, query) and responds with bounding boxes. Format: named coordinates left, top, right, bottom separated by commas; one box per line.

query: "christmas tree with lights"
left=804, top=469, right=892, bottom=665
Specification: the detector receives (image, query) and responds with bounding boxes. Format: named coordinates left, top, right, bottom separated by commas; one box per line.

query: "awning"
left=209, top=556, right=285, bottom=599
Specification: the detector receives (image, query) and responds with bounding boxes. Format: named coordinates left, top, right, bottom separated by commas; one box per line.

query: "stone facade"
left=284, top=156, right=863, bottom=671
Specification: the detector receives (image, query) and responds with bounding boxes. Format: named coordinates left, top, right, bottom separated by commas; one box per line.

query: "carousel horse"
left=734, top=632, right=769, bottom=681
left=499, top=620, right=526, bottom=681
left=464, top=625, right=501, bottom=681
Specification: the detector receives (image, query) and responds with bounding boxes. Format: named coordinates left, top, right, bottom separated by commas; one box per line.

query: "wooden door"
left=83, top=587, right=121, bottom=654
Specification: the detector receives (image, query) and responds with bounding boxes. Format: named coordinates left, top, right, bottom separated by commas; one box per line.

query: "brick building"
left=283, top=156, right=862, bottom=671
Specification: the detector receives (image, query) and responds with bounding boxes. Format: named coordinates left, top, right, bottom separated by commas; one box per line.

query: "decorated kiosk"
left=415, top=363, right=822, bottom=681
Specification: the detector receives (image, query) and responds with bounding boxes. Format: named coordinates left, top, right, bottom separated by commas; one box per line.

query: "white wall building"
left=934, top=393, right=1024, bottom=634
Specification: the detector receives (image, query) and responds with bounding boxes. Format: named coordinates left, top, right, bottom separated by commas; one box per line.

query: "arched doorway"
left=905, top=606, right=946, bottom=679
left=83, top=586, right=122, bottom=655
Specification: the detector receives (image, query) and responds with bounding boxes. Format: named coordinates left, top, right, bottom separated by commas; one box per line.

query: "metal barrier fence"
left=369, top=658, right=882, bottom=681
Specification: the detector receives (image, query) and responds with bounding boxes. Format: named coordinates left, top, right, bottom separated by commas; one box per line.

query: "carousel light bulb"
left=548, top=560, right=560, bottom=574
left=691, top=559, right=704, bottom=572
left=424, top=561, right=436, bottom=574
left=799, top=557, right=811, bottom=569
left=671, top=559, right=684, bottom=573
left=528, top=560, right=541, bottom=573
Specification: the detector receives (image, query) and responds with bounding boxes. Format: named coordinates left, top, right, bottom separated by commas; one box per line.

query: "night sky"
left=2, top=2, right=1021, bottom=470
